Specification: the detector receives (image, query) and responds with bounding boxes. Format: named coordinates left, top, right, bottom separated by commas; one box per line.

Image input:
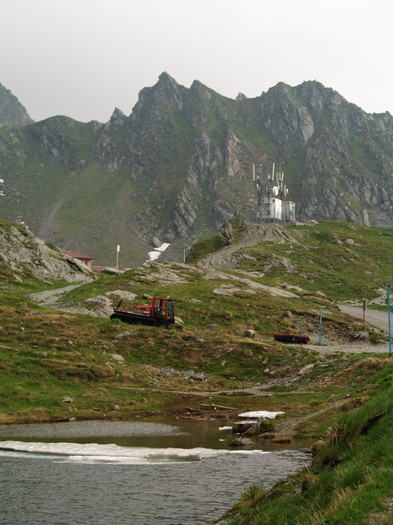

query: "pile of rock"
left=230, top=410, right=285, bottom=447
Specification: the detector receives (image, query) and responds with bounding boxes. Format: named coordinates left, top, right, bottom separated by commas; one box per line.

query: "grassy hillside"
left=0, top=219, right=389, bottom=424
left=188, top=219, right=393, bottom=304
left=0, top=262, right=352, bottom=424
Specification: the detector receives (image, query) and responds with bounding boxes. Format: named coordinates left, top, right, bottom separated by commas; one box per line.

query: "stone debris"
left=109, top=354, right=125, bottom=363
left=114, top=331, right=130, bottom=340
left=105, top=290, right=137, bottom=301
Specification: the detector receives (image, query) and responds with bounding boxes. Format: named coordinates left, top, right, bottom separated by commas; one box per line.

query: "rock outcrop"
left=0, top=222, right=94, bottom=283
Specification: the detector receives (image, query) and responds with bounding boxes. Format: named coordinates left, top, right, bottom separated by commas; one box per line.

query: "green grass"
left=187, top=219, right=393, bottom=305
left=1, top=218, right=390, bottom=425
left=0, top=253, right=376, bottom=425
left=223, top=360, right=393, bottom=524
left=0, top=255, right=380, bottom=428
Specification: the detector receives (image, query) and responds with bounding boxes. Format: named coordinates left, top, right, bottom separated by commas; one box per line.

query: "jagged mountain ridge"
left=1, top=73, right=393, bottom=266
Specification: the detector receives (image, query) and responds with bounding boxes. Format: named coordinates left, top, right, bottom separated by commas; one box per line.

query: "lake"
left=0, top=419, right=311, bottom=524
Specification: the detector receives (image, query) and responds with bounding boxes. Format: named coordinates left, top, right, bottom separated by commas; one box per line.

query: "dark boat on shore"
left=274, top=333, right=310, bottom=344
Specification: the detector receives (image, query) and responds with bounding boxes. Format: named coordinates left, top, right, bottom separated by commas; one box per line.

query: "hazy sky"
left=1, top=0, right=393, bottom=123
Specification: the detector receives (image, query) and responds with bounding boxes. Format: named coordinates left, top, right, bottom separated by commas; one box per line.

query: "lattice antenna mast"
left=252, top=160, right=264, bottom=222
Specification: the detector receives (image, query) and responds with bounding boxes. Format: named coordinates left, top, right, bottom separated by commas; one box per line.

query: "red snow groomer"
left=110, top=297, right=175, bottom=328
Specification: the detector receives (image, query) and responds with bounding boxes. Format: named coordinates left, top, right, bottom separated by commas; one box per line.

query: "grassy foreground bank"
left=221, top=361, right=393, bottom=525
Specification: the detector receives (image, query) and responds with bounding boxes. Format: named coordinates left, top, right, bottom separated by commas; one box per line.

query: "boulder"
left=230, top=437, right=254, bottom=447
left=106, top=290, right=138, bottom=302
left=0, top=224, right=94, bottom=283
left=103, top=267, right=124, bottom=275
left=109, top=354, right=125, bottom=363
left=352, top=331, right=369, bottom=341
left=232, top=420, right=257, bottom=434
left=152, top=236, right=162, bottom=248
left=114, top=332, right=130, bottom=340
left=299, top=364, right=314, bottom=375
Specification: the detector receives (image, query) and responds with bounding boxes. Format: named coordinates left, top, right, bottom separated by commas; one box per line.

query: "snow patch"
left=0, top=441, right=269, bottom=464
left=238, top=411, right=285, bottom=420
left=148, top=243, right=170, bottom=262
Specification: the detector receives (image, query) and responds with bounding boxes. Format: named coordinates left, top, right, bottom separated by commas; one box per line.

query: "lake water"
left=0, top=419, right=311, bottom=525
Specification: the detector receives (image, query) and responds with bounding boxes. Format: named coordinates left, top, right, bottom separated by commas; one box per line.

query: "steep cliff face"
left=278, top=82, right=393, bottom=226
left=1, top=74, right=393, bottom=266
left=0, top=83, right=33, bottom=126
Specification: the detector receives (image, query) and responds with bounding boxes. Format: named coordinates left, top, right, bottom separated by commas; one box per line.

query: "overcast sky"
left=1, top=0, right=393, bottom=123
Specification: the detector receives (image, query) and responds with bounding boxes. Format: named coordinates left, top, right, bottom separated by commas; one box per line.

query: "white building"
left=253, top=162, right=296, bottom=223
left=283, top=200, right=296, bottom=222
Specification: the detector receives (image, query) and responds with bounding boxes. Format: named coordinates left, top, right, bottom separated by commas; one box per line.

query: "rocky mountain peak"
left=130, top=72, right=185, bottom=122
left=190, top=80, right=213, bottom=100
left=0, top=83, right=33, bottom=126
left=109, top=107, right=126, bottom=128
left=236, top=93, right=247, bottom=102
left=260, top=82, right=315, bottom=144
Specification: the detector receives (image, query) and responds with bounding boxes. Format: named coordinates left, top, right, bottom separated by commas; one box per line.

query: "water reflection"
left=0, top=417, right=314, bottom=451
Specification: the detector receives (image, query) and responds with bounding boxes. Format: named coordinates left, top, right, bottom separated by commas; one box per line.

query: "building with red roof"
left=63, top=250, right=95, bottom=269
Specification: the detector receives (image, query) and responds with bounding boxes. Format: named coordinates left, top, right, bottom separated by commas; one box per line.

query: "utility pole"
left=319, top=308, right=322, bottom=345
left=388, top=284, right=393, bottom=357
left=363, top=299, right=367, bottom=329
left=116, top=244, right=120, bottom=269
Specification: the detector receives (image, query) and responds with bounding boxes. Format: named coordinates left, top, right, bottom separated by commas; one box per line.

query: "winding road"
left=339, top=305, right=390, bottom=332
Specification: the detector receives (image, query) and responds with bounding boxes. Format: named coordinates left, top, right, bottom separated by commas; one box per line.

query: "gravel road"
left=26, top=285, right=80, bottom=305
left=307, top=340, right=390, bottom=355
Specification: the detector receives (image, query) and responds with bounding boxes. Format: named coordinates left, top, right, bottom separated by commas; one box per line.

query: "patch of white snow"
left=238, top=411, right=285, bottom=420
left=147, top=243, right=170, bottom=262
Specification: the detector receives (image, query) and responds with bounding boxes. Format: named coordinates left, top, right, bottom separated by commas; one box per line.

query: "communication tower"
left=252, top=159, right=296, bottom=223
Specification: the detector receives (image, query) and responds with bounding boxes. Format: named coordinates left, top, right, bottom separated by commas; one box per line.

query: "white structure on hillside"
left=252, top=161, right=296, bottom=223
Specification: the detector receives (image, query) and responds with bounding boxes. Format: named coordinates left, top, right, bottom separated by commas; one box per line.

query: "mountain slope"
left=1, top=74, right=393, bottom=266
